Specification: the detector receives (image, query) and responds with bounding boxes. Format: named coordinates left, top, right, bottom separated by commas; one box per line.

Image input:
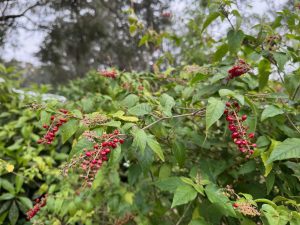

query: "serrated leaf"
left=147, top=137, right=165, bottom=161
left=159, top=94, right=175, bottom=117
left=227, top=29, right=244, bottom=54
left=128, top=103, right=152, bottom=116
left=8, top=201, right=19, bottom=225
left=132, top=128, right=147, bottom=153
left=171, top=185, right=197, bottom=208
left=261, top=105, right=284, bottom=121
left=60, top=119, right=79, bottom=144
left=267, top=138, right=300, bottom=163
left=201, top=12, right=220, bottom=33
left=206, top=97, right=225, bottom=131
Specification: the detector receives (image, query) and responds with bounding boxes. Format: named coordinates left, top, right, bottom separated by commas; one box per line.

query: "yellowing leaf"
left=5, top=164, right=14, bottom=173
left=112, top=110, right=139, bottom=122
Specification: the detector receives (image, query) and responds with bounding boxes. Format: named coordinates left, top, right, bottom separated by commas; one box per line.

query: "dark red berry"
left=241, top=115, right=247, bottom=121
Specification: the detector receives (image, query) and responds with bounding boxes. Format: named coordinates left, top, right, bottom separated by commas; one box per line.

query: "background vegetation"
left=0, top=0, right=300, bottom=225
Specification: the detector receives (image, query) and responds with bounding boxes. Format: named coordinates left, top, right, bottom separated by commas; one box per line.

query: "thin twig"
left=142, top=109, right=205, bottom=130
left=175, top=201, right=192, bottom=225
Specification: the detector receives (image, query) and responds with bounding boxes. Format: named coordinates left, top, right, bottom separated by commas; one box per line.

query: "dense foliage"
left=1, top=1, right=300, bottom=225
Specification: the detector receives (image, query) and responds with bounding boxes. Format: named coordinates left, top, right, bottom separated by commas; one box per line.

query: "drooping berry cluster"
left=26, top=194, right=47, bottom=220
left=37, top=109, right=69, bottom=144
left=227, top=59, right=250, bottom=80
left=232, top=202, right=260, bottom=217
left=224, top=101, right=256, bottom=156
left=62, top=130, right=125, bottom=188
left=100, top=70, right=117, bottom=79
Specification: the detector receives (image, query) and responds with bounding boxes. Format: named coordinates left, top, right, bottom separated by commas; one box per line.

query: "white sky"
left=0, top=0, right=290, bottom=65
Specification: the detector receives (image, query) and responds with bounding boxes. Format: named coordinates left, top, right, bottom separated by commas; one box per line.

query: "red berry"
left=233, top=203, right=239, bottom=208
left=53, top=126, right=58, bottom=132
left=252, top=143, right=257, bottom=148
left=85, top=152, right=92, bottom=157
left=111, top=143, right=117, bottom=148
left=43, top=124, right=49, bottom=129
left=248, top=133, right=255, bottom=138
left=231, top=132, right=239, bottom=139
left=102, top=142, right=108, bottom=147
left=224, top=109, right=229, bottom=114
left=241, top=115, right=247, bottom=121
left=119, top=139, right=124, bottom=144
left=37, top=139, right=43, bottom=144
left=94, top=144, right=99, bottom=149
left=249, top=150, right=254, bottom=155
left=60, top=118, right=67, bottom=123
left=226, top=116, right=235, bottom=122
left=92, top=159, right=97, bottom=164
left=113, top=138, right=119, bottom=143
left=226, top=102, right=231, bottom=107
left=50, top=115, right=55, bottom=121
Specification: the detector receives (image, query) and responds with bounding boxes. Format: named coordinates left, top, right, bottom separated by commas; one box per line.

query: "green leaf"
left=128, top=103, right=152, bottom=116
left=121, top=94, right=139, bottom=108
left=290, top=212, right=300, bottom=225
left=132, top=128, right=148, bottom=153
left=0, top=193, right=14, bottom=201
left=261, top=139, right=280, bottom=176
left=172, top=141, right=186, bottom=167
left=201, top=12, right=220, bottom=33
left=112, top=111, right=139, bottom=122
left=205, top=184, right=236, bottom=217
left=159, top=93, right=175, bottom=117
left=40, top=111, right=51, bottom=126
left=218, top=89, right=244, bottom=105
left=15, top=175, right=23, bottom=193
left=0, top=201, right=11, bottom=214
left=60, top=119, right=79, bottom=144
left=147, top=137, right=165, bottom=161
left=227, top=29, right=245, bottom=54
left=154, top=177, right=183, bottom=193
left=258, top=59, right=271, bottom=90
left=261, top=204, right=280, bottom=225
left=188, top=219, right=211, bottom=225
left=206, top=97, right=225, bottom=131
left=273, top=52, right=289, bottom=71
left=17, top=197, right=33, bottom=209
left=8, top=201, right=19, bottom=225
left=213, top=44, right=228, bottom=62
left=171, top=185, right=197, bottom=208
left=102, top=120, right=121, bottom=127
left=267, top=138, right=300, bottom=163
left=69, top=137, right=94, bottom=159
left=261, top=105, right=284, bottom=121
left=0, top=179, right=15, bottom=194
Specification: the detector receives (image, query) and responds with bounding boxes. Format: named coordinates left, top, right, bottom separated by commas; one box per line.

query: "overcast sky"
left=0, top=0, right=289, bottom=66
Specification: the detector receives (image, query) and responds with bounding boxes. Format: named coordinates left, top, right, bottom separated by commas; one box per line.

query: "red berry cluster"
left=224, top=101, right=256, bottom=156
left=227, top=59, right=250, bottom=80
left=79, top=130, right=125, bottom=188
left=37, top=109, right=69, bottom=144
left=26, top=194, right=47, bottom=220
left=161, top=11, right=172, bottom=18
left=100, top=70, right=117, bottom=79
